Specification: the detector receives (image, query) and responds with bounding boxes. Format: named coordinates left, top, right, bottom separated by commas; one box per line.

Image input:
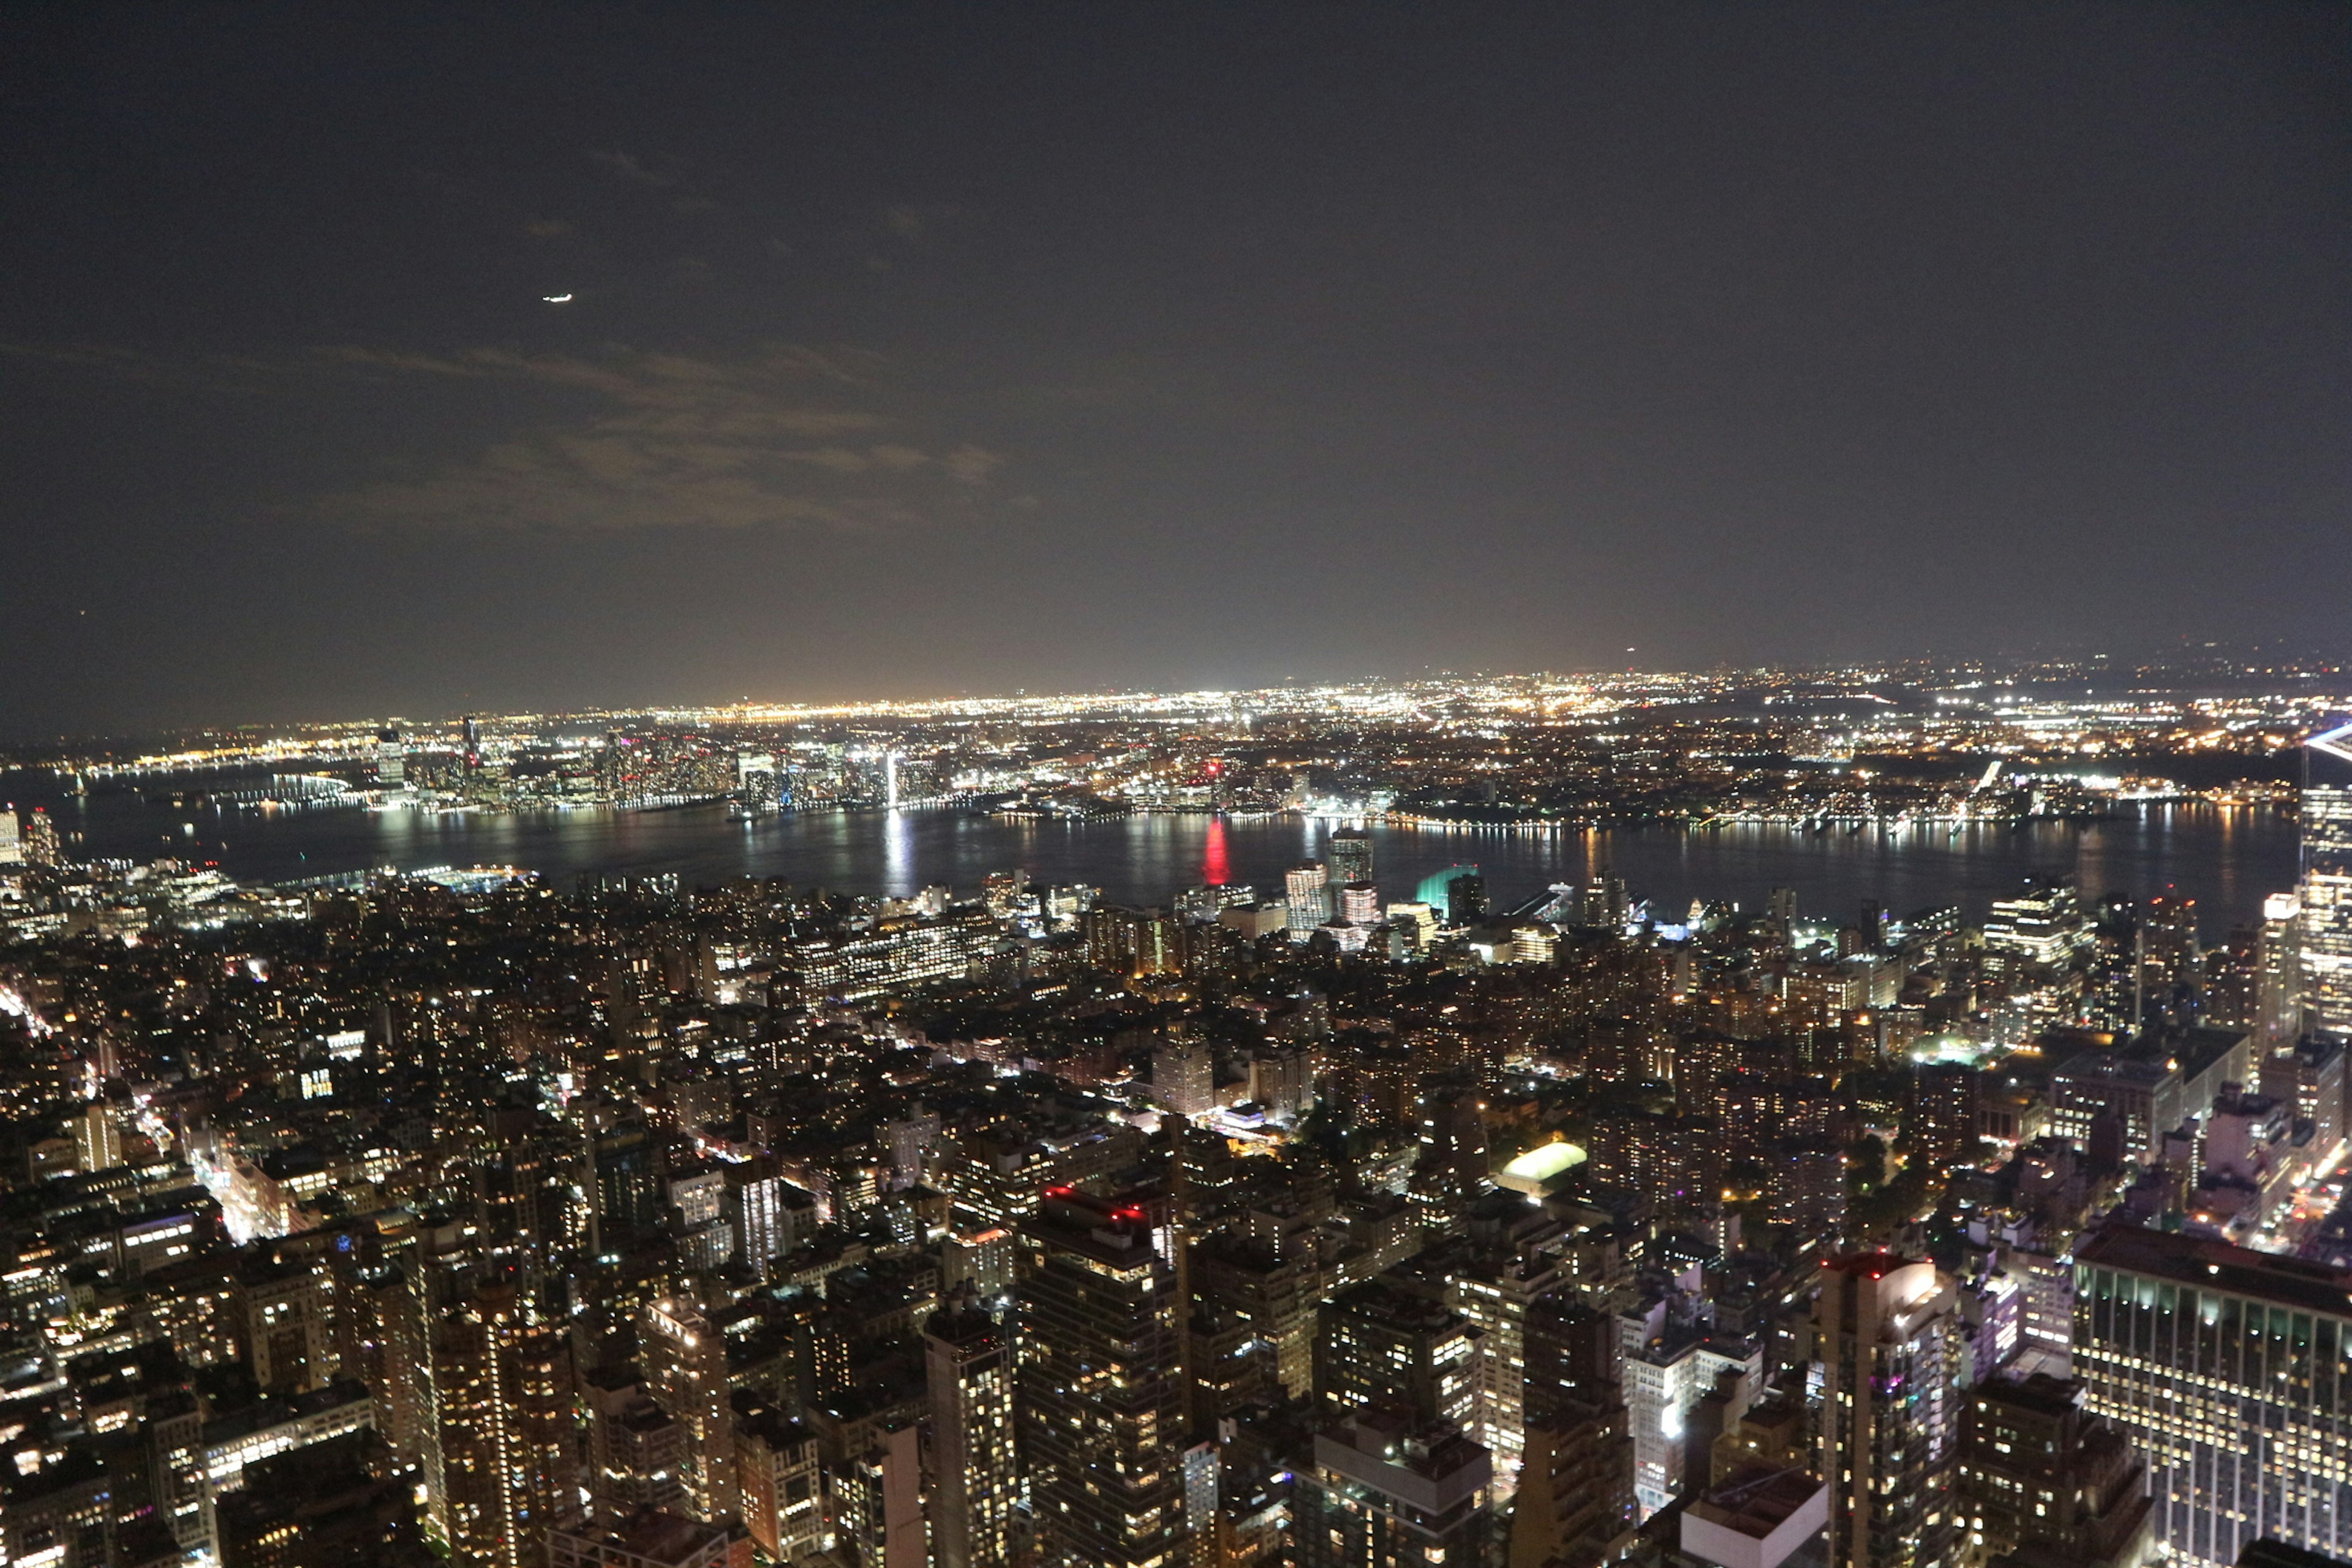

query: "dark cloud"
left=312, top=345, right=1001, bottom=533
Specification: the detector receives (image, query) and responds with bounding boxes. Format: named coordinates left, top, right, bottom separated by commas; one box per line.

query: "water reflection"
left=2, top=769, right=2305, bottom=931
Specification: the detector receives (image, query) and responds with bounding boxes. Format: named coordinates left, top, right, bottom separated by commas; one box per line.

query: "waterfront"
left=1, top=770, right=2303, bottom=933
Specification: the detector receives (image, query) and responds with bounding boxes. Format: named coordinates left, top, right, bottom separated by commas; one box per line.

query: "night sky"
left=3, top=6, right=2346, bottom=736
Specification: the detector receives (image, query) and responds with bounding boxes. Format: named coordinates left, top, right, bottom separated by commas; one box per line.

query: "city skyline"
left=6, top=11, right=2351, bottom=1568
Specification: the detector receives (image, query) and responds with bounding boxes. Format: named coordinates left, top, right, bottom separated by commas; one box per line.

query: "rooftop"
left=2078, top=1224, right=2352, bottom=1320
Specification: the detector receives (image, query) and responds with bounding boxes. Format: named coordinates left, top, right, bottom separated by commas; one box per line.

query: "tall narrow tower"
left=927, top=1304, right=1020, bottom=1568
left=429, top=1281, right=574, bottom=1568
left=1814, top=1255, right=1962, bottom=1568
left=1018, top=1189, right=1188, bottom=1568
left=2299, top=722, right=2352, bottom=1037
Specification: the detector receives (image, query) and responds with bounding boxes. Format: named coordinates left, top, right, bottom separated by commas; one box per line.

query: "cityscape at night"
left=2, top=9, right=2350, bottom=1568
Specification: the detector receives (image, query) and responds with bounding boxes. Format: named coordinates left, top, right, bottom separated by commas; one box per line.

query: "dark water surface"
left=2, top=771, right=2303, bottom=935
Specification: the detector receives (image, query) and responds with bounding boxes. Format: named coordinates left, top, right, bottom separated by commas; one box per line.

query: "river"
left=0, top=771, right=2304, bottom=937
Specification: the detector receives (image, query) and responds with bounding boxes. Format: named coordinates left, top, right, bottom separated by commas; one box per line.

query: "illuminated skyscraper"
left=1814, top=1255, right=1962, bottom=1568
left=429, top=1282, right=574, bottom=1568
left=376, top=728, right=404, bottom=786
left=641, top=1297, right=737, bottom=1521
left=2076, top=1225, right=2352, bottom=1568
left=1286, top=862, right=1332, bottom=933
left=1327, top=829, right=1374, bottom=889
left=2300, top=724, right=2352, bottom=1038
left=1018, top=1189, right=1188, bottom=1568
left=927, top=1305, right=1019, bottom=1568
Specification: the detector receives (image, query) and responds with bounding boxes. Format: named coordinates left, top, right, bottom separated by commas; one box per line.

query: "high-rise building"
left=1983, top=881, right=2091, bottom=968
left=0, top=809, right=21, bottom=867
left=1814, top=1254, right=1962, bottom=1568
left=1327, top=830, right=1374, bottom=889
left=1154, top=1039, right=1216, bottom=1117
left=2260, top=892, right=2308, bottom=1050
left=1412, top=865, right=1487, bottom=926
left=582, top=1369, right=688, bottom=1523
left=1954, top=1372, right=2151, bottom=1568
left=1316, top=1281, right=1482, bottom=1434
left=734, top=1398, right=826, bottom=1564
left=640, top=1298, right=737, bottom=1522
left=235, top=1259, right=336, bottom=1394
left=376, top=729, right=404, bottom=786
left=1286, top=862, right=1332, bottom=933
left=1191, top=1235, right=1320, bottom=1415
left=2076, top=1225, right=2352, bottom=1568
left=2300, top=728, right=2352, bottom=1037
left=1339, top=880, right=1381, bottom=926
left=1513, top=1298, right=1635, bottom=1568
left=926, top=1306, right=1019, bottom=1568
left=830, top=1420, right=925, bottom=1568
left=1293, top=1408, right=1492, bottom=1568
left=428, top=1282, right=574, bottom=1568
left=213, top=1432, right=425, bottom=1568
left=1017, top=1189, right=1188, bottom=1568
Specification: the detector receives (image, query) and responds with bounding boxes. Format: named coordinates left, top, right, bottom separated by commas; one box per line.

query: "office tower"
left=727, top=1161, right=806, bottom=1278
left=1410, top=1077, right=1492, bottom=1230
left=1814, top=1255, right=1962, bottom=1568
left=1294, top=1408, right=1492, bottom=1568
left=0, top=809, right=20, bottom=866
left=429, top=1282, right=574, bottom=1568
left=1619, top=1321, right=1760, bottom=1520
left=926, top=1306, right=1019, bottom=1568
left=376, top=728, right=404, bottom=786
left=1338, top=880, right=1381, bottom=926
left=734, top=1398, right=826, bottom=1564
left=2301, top=728, right=2352, bottom=1036
left=1248, top=1044, right=1314, bottom=1119
left=1017, top=1189, right=1188, bottom=1568
left=1286, top=862, right=1333, bottom=932
left=640, top=1298, right=737, bottom=1521
left=1433, top=1226, right=1565, bottom=1501
left=943, top=1227, right=1016, bottom=1301
left=1155, top=1038, right=1216, bottom=1116
left=461, top=715, right=482, bottom=769
left=1954, top=1373, right=2151, bottom=1568
left=1327, top=829, right=1374, bottom=889
left=19, top=807, right=58, bottom=866
left=2076, top=1225, right=2352, bottom=1568
left=1316, top=1280, right=1482, bottom=1434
